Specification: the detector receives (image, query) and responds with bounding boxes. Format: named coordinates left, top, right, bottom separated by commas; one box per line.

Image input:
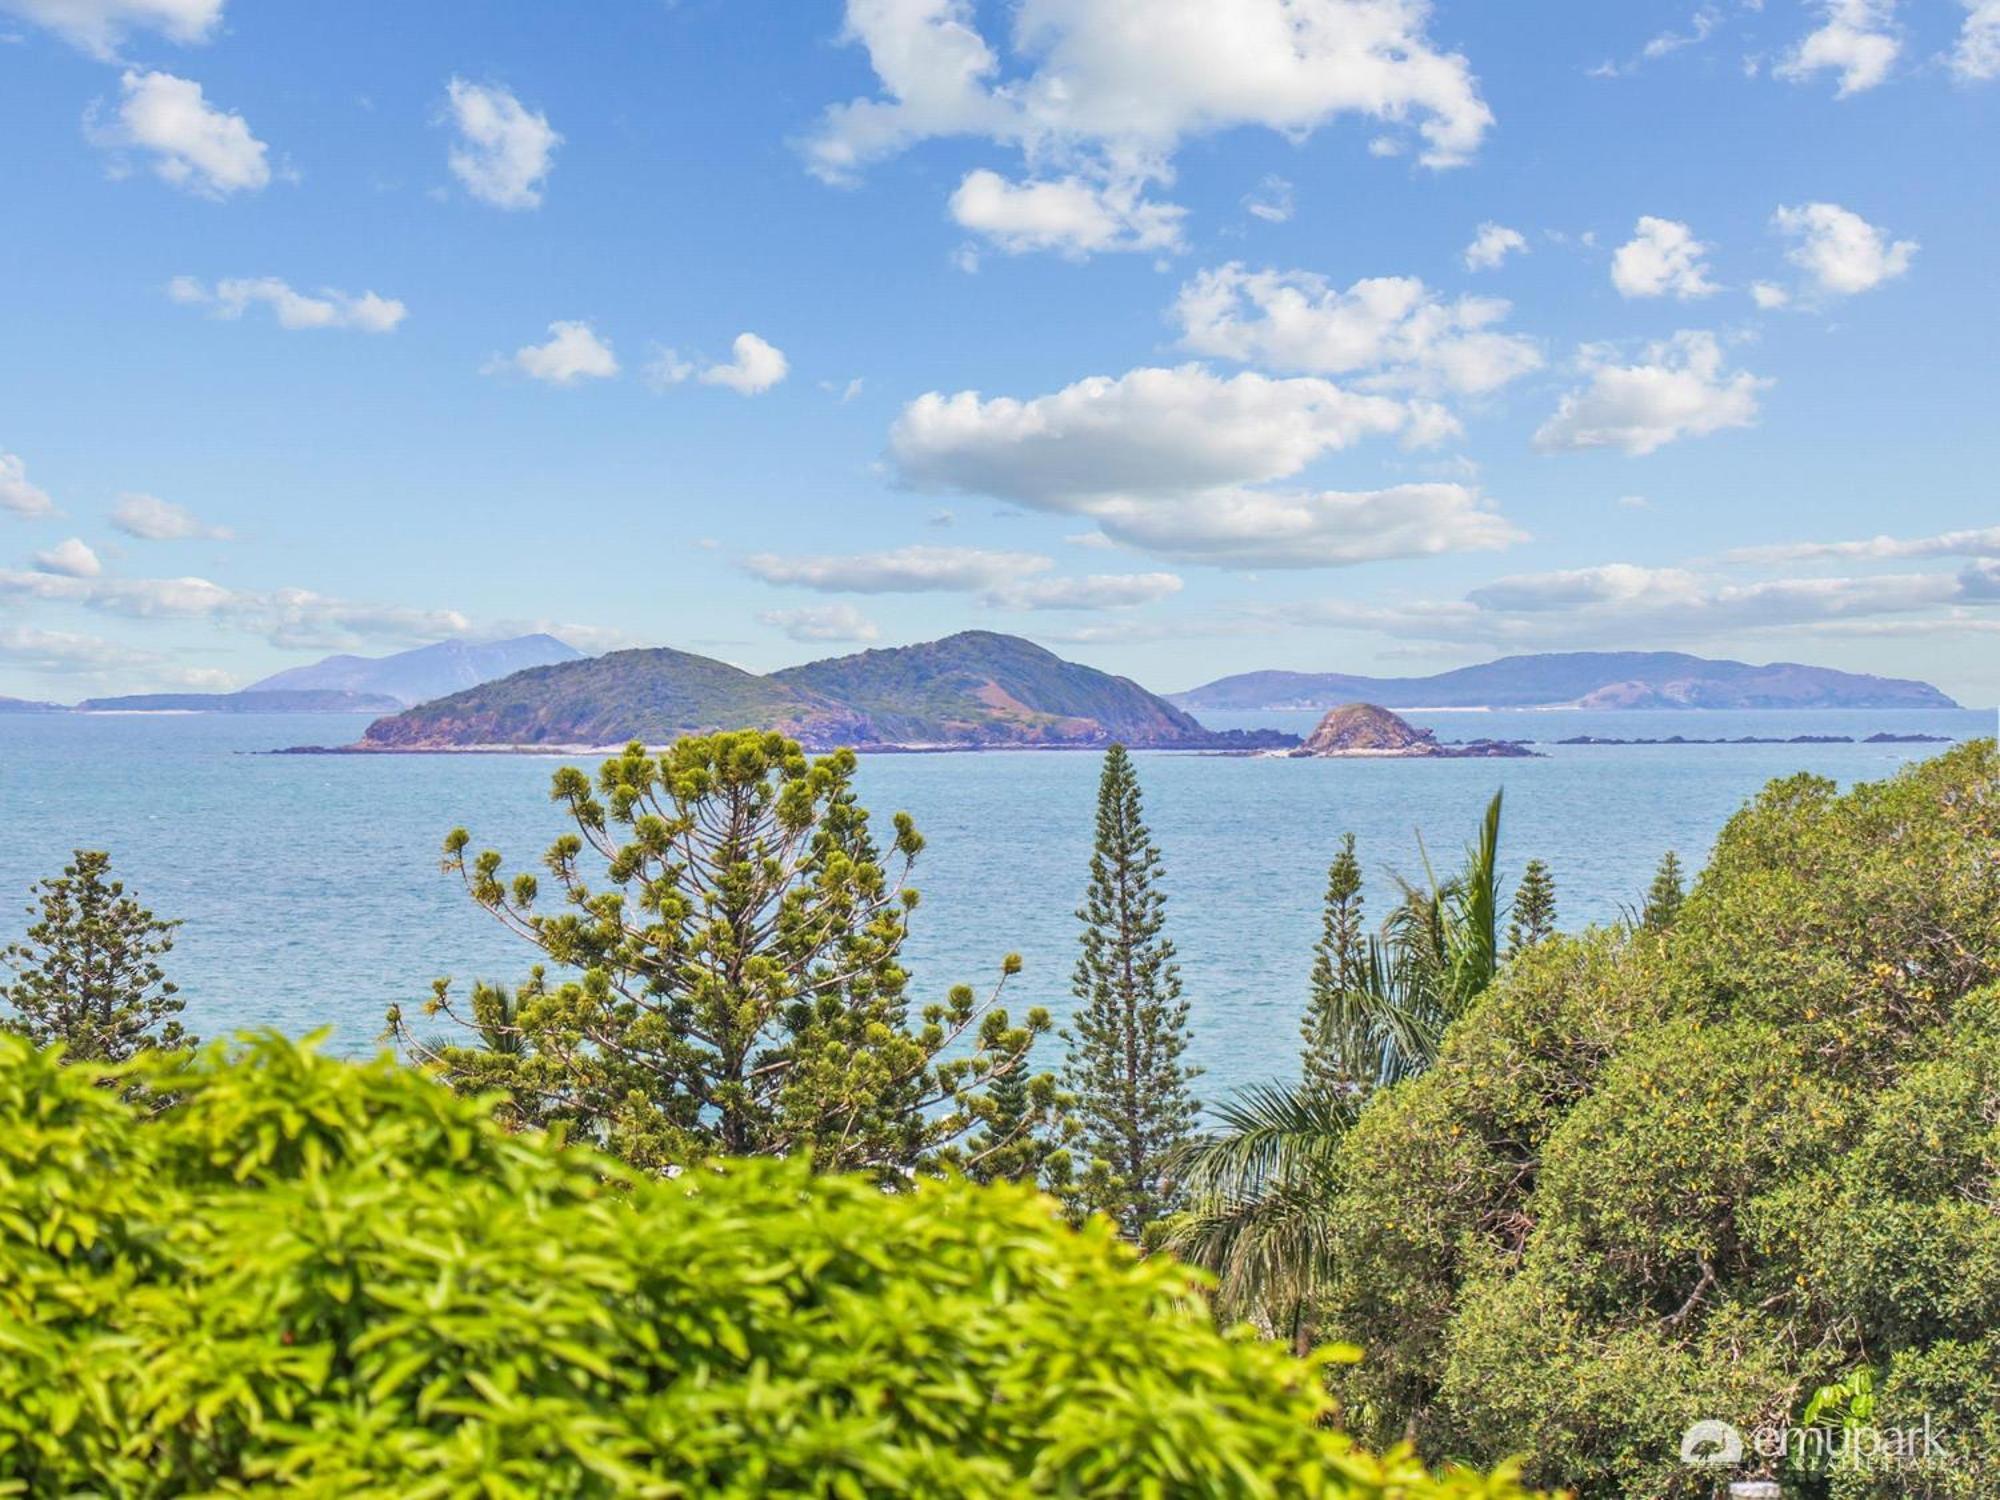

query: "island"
left=1292, top=703, right=1539, bottom=759
left=332, top=632, right=1300, bottom=753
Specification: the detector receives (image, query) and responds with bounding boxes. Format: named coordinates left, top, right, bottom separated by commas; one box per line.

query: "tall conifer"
left=1062, top=745, right=1199, bottom=1238
left=1301, top=833, right=1368, bottom=1095
left=1641, top=850, right=1686, bottom=932
left=2, top=850, right=192, bottom=1065
left=1506, top=859, right=1558, bottom=957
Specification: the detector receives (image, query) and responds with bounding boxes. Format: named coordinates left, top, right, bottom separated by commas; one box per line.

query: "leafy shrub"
left=1323, top=740, right=2000, bottom=1498
left=0, top=1032, right=1536, bottom=1497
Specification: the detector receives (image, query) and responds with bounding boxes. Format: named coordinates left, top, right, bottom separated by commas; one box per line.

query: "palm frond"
left=1175, top=1082, right=1355, bottom=1194
left=1169, top=1172, right=1347, bottom=1325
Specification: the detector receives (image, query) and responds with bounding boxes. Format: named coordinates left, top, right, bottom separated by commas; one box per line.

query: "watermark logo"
left=1678, top=1416, right=1953, bottom=1472
left=1679, top=1420, right=1743, bottom=1467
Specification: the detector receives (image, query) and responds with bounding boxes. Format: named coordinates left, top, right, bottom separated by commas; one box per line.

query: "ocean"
left=2, top=705, right=1991, bottom=1101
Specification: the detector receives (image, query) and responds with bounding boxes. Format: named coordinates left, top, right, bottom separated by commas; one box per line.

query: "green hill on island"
left=771, top=631, right=1213, bottom=746
left=359, top=647, right=865, bottom=749
left=358, top=631, right=1283, bottom=751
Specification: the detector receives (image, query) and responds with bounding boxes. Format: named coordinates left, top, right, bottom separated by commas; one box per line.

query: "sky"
left=2, top=0, right=1997, bottom=706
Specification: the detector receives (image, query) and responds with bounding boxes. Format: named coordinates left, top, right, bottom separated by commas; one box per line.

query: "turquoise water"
left=2, top=707, right=1991, bottom=1100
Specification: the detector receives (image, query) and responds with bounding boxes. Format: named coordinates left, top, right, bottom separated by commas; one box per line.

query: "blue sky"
left=2, top=0, right=1997, bottom=704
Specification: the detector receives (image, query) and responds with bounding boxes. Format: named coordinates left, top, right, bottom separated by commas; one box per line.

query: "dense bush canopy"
left=0, top=1032, right=1536, bottom=1497
left=1324, top=740, right=2000, bottom=1498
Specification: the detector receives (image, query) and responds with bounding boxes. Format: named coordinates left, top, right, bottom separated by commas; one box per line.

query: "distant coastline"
left=1172, top=650, right=1960, bottom=714
left=268, top=727, right=1962, bottom=757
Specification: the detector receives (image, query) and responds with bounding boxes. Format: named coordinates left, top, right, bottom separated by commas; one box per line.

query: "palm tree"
left=1340, top=788, right=1504, bottom=1084
left=1167, top=791, right=1507, bottom=1335
left=1167, top=1082, right=1358, bottom=1350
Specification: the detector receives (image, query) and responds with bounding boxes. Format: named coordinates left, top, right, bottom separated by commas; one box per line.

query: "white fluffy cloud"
left=0, top=567, right=475, bottom=649
left=1078, top=483, right=1522, bottom=569
left=889, top=364, right=1521, bottom=567
left=1534, top=332, right=1768, bottom=456
left=1296, top=561, right=1989, bottom=649
left=444, top=78, right=559, bottom=210
left=1172, top=263, right=1541, bottom=396
left=1463, top=222, right=1527, bottom=271
left=1610, top=216, right=1718, bottom=300
left=893, top=365, right=1412, bottom=505
left=110, top=492, right=231, bottom=541
left=702, top=333, right=788, bottom=395
left=989, top=571, right=1183, bottom=609
left=746, top=545, right=1049, bottom=594
left=31, top=537, right=102, bottom=578
left=1465, top=563, right=1967, bottom=632
left=1, top=453, right=57, bottom=519
left=948, top=169, right=1184, bottom=256
left=648, top=333, right=790, bottom=395
left=1776, top=0, right=1900, bottom=95
left=804, top=0, right=1492, bottom=254
left=1772, top=201, right=1916, bottom=297
left=0, top=624, right=167, bottom=677
left=1956, top=0, right=2000, bottom=79
left=1724, top=524, right=2000, bottom=564
left=93, top=69, right=271, bottom=197
left=759, top=604, right=882, bottom=643
left=168, top=275, right=406, bottom=332
left=486, top=321, right=619, bottom=385
left=1, top=0, right=221, bottom=55
left=744, top=543, right=1180, bottom=610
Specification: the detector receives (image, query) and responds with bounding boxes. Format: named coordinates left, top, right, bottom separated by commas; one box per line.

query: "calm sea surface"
left=2, top=706, right=1992, bottom=1101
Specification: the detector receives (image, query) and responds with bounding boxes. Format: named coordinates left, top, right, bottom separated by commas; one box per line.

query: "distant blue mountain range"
left=1170, top=651, right=1960, bottom=713
left=54, top=635, right=588, bottom=715
left=247, top=634, right=585, bottom=707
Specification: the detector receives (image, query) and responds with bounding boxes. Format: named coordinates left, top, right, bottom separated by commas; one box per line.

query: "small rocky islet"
left=1290, top=703, right=1540, bottom=759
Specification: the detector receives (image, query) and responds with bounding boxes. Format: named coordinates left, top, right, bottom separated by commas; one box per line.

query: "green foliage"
left=1063, top=744, right=1200, bottom=1238
left=389, top=730, right=1055, bottom=1175
left=1323, top=740, right=2000, bottom=1498
left=961, top=1039, right=1080, bottom=1193
left=1829, top=1339, right=2000, bottom=1499
left=1, top=849, right=194, bottom=1065
left=1301, top=833, right=1369, bottom=1098
left=1504, top=860, right=1556, bottom=958
left=0, top=1032, right=1543, bottom=1498
left=1335, top=791, right=1508, bottom=1088
left=1167, top=1082, right=1358, bottom=1338
left=1640, top=849, right=1685, bottom=932
left=1170, top=793, right=1512, bottom=1337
